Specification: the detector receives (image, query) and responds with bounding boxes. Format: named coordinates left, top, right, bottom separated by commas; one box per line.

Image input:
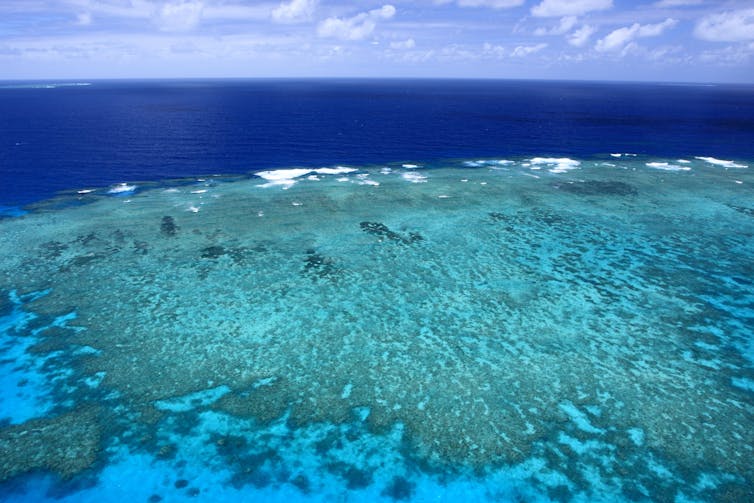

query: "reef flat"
left=1, top=156, right=753, bottom=501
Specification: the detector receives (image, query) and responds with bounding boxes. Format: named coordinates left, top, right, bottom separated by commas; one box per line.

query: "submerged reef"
left=160, top=216, right=179, bottom=236
left=1, top=161, right=753, bottom=500
left=0, top=408, right=102, bottom=481
left=556, top=180, right=638, bottom=196
left=360, top=221, right=424, bottom=244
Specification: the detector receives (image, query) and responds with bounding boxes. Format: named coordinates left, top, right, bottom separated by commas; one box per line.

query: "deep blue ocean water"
left=1, top=80, right=754, bottom=502
left=2, top=79, right=753, bottom=207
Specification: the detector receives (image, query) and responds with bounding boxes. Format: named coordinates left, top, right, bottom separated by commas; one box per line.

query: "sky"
left=1, top=0, right=753, bottom=82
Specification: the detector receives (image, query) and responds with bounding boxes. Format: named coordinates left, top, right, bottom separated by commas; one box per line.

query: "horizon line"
left=0, top=76, right=749, bottom=86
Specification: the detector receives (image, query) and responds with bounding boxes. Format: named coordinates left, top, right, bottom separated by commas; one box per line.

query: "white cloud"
left=568, top=25, right=595, bottom=46
left=57, top=1, right=273, bottom=25
left=76, top=12, right=92, bottom=26
left=699, top=42, right=754, bottom=65
left=272, top=0, right=317, bottom=24
left=155, top=1, right=204, bottom=32
left=61, top=0, right=154, bottom=20
left=317, top=5, right=396, bottom=41
left=531, top=0, right=612, bottom=17
left=646, top=45, right=684, bottom=63
left=438, top=44, right=477, bottom=60
left=194, top=3, right=272, bottom=21
left=390, top=38, right=415, bottom=49
left=0, top=31, right=310, bottom=64
left=695, top=9, right=754, bottom=42
left=639, top=18, right=677, bottom=36
left=482, top=42, right=506, bottom=58
left=534, top=15, right=577, bottom=36
left=454, top=0, right=524, bottom=8
left=511, top=43, right=547, bottom=57
left=596, top=18, right=677, bottom=52
left=653, top=0, right=703, bottom=7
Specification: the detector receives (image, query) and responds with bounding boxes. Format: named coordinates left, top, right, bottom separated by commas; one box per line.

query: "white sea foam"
left=77, top=189, right=95, bottom=194
left=256, top=169, right=312, bottom=181
left=356, top=174, right=379, bottom=186
left=256, top=168, right=312, bottom=189
left=610, top=153, right=637, bottom=158
left=315, top=166, right=358, bottom=175
left=402, top=164, right=419, bottom=169
left=677, top=159, right=691, bottom=164
left=695, top=156, right=747, bottom=168
left=257, top=166, right=358, bottom=188
left=463, top=159, right=513, bottom=168
left=260, top=180, right=295, bottom=189
left=646, top=162, right=691, bottom=171
left=402, top=172, right=427, bottom=183
left=380, top=167, right=392, bottom=174
left=190, top=189, right=207, bottom=194
left=529, top=157, right=580, bottom=173
left=107, top=183, right=136, bottom=194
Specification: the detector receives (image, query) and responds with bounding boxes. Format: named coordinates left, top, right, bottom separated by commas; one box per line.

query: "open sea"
left=0, top=79, right=753, bottom=502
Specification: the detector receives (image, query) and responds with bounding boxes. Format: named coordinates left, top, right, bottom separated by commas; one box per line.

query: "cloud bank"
left=531, top=0, right=612, bottom=17
left=317, top=5, right=396, bottom=41
left=596, top=18, right=678, bottom=52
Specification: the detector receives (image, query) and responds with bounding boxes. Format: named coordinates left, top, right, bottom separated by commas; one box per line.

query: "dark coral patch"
left=161, top=216, right=179, bottom=236
left=200, top=246, right=226, bottom=259
left=360, top=222, right=423, bottom=244
left=381, top=475, right=415, bottom=501
left=133, top=241, right=149, bottom=255
left=303, top=249, right=338, bottom=279
left=290, top=474, right=310, bottom=493
left=40, top=240, right=68, bottom=259
left=728, top=204, right=754, bottom=217
left=73, top=232, right=100, bottom=246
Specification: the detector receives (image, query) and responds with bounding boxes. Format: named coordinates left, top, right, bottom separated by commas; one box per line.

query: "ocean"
left=0, top=79, right=753, bottom=502
left=2, top=79, right=753, bottom=208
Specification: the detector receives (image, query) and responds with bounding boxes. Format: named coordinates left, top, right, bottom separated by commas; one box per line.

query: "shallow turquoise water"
left=1, top=155, right=753, bottom=501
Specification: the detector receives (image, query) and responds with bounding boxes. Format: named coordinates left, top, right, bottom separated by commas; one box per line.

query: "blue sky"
left=1, top=0, right=753, bottom=82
